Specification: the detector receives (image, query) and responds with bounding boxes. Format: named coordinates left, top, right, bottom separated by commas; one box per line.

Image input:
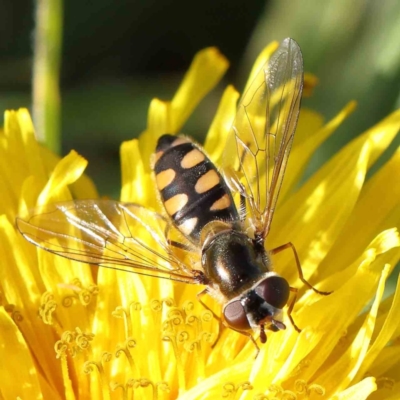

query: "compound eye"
left=255, top=276, right=290, bottom=309
left=223, top=300, right=250, bottom=331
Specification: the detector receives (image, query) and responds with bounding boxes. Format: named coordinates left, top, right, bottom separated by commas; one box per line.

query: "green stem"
left=32, top=0, right=63, bottom=154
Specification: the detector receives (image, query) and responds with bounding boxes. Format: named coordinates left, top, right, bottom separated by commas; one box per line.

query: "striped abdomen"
left=153, top=134, right=239, bottom=244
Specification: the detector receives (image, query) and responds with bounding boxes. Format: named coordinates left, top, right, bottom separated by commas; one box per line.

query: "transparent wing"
left=16, top=200, right=201, bottom=284
left=222, top=38, right=303, bottom=239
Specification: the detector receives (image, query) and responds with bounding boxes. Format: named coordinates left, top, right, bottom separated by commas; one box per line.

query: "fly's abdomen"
left=153, top=134, right=239, bottom=244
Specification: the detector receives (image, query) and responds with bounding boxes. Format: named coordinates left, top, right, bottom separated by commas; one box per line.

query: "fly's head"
left=223, top=275, right=290, bottom=342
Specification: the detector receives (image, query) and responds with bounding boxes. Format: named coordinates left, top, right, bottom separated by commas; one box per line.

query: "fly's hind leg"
left=233, top=141, right=249, bottom=223
left=270, top=242, right=332, bottom=296
left=287, top=287, right=301, bottom=332
left=167, top=239, right=194, bottom=252
left=239, top=191, right=246, bottom=222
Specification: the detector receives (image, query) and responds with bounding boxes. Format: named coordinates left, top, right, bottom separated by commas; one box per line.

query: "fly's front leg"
left=270, top=242, right=332, bottom=295
left=196, top=288, right=223, bottom=348
left=196, top=288, right=221, bottom=322
left=197, top=289, right=261, bottom=357
left=229, top=326, right=260, bottom=358
left=197, top=289, right=260, bottom=357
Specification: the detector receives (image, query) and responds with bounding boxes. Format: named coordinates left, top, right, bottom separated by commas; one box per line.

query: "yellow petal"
left=317, top=229, right=399, bottom=304
left=60, top=355, right=76, bottom=400
left=315, top=264, right=389, bottom=396
left=0, top=308, right=43, bottom=399
left=120, top=138, right=152, bottom=205
left=0, top=216, right=64, bottom=394
left=353, top=275, right=400, bottom=382
left=319, top=147, right=400, bottom=280
left=243, top=41, right=279, bottom=94
left=40, top=145, right=98, bottom=199
left=204, top=84, right=239, bottom=162
left=139, top=98, right=170, bottom=170
left=137, top=48, right=229, bottom=171
left=171, top=47, right=229, bottom=133
left=37, top=150, right=88, bottom=206
left=282, top=230, right=400, bottom=392
left=365, top=108, right=400, bottom=168
left=0, top=110, right=44, bottom=213
left=177, top=361, right=253, bottom=400
left=280, top=101, right=357, bottom=202
left=16, top=109, right=48, bottom=180
left=333, top=377, right=377, bottom=399
left=367, top=345, right=400, bottom=386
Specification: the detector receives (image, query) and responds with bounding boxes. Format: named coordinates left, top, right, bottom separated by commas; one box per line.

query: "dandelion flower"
left=1, top=41, right=400, bottom=400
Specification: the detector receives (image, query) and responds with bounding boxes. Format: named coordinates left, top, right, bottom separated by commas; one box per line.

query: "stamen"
left=222, top=382, right=253, bottom=399
left=38, top=292, right=57, bottom=325
left=115, top=338, right=139, bottom=376
left=295, top=380, right=325, bottom=397
left=160, top=299, right=215, bottom=389
left=83, top=355, right=112, bottom=398
left=150, top=298, right=175, bottom=312
left=4, top=304, right=23, bottom=322
left=112, top=305, right=133, bottom=338
left=162, top=332, right=186, bottom=391
left=130, top=301, right=142, bottom=311
left=61, top=295, right=74, bottom=308
left=54, top=327, right=94, bottom=358
left=376, top=377, right=395, bottom=390
left=122, top=378, right=170, bottom=400
left=75, top=327, right=94, bottom=350
left=292, top=359, right=311, bottom=376
left=109, top=382, right=126, bottom=397
left=59, top=279, right=99, bottom=307
left=78, top=284, right=99, bottom=305
left=266, top=384, right=297, bottom=399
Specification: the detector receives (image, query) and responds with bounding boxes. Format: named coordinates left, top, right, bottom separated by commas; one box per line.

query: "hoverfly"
left=17, top=38, right=328, bottom=353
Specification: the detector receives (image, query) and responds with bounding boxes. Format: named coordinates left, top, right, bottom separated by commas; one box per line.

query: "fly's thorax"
left=222, top=274, right=290, bottom=336
left=200, top=225, right=270, bottom=298
left=153, top=134, right=239, bottom=244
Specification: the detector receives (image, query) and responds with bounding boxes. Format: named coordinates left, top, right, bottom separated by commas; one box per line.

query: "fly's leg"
left=239, top=190, right=246, bottom=222
left=165, top=239, right=199, bottom=276
left=197, top=289, right=260, bottom=357
left=196, top=288, right=220, bottom=321
left=196, top=288, right=223, bottom=348
left=235, top=142, right=249, bottom=223
left=288, top=287, right=301, bottom=332
left=270, top=287, right=300, bottom=333
left=270, top=242, right=332, bottom=295
left=167, top=239, right=194, bottom=252
left=229, top=326, right=260, bottom=359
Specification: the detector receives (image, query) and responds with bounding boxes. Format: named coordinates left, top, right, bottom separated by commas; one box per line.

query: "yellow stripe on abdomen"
left=164, top=193, right=189, bottom=216
left=210, top=194, right=231, bottom=211
left=194, top=170, right=220, bottom=194
left=156, top=168, right=176, bottom=190
left=181, top=149, right=206, bottom=169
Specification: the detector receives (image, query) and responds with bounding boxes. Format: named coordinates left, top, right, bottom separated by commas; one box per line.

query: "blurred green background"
left=1, top=0, right=399, bottom=196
